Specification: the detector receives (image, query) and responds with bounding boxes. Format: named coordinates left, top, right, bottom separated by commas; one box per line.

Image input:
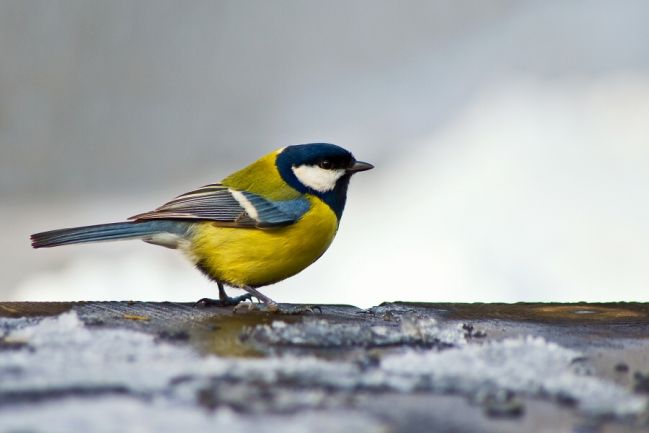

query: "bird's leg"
left=194, top=281, right=253, bottom=307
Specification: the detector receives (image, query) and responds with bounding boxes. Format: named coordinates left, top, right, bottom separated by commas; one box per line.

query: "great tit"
left=31, top=143, right=373, bottom=310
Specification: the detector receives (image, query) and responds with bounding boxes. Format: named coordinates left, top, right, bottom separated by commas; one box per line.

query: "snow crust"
left=0, top=312, right=646, bottom=432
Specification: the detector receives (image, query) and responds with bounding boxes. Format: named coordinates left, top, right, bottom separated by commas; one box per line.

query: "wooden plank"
left=1, top=301, right=647, bottom=433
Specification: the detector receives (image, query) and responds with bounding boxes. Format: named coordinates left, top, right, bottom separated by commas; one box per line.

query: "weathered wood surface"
left=1, top=301, right=648, bottom=433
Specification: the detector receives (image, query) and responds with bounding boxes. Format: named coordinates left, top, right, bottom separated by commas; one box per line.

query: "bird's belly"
left=188, top=196, right=339, bottom=287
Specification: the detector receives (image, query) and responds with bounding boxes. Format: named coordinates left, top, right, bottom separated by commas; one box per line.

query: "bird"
left=31, top=143, right=373, bottom=311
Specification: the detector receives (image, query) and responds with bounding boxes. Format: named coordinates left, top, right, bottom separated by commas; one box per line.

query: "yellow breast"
left=187, top=194, right=339, bottom=288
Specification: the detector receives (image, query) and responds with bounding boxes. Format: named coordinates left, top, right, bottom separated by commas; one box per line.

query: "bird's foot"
left=231, top=286, right=281, bottom=313
left=193, top=293, right=253, bottom=308
left=232, top=300, right=280, bottom=314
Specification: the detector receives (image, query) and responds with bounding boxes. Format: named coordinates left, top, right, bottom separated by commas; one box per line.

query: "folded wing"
left=129, top=183, right=310, bottom=228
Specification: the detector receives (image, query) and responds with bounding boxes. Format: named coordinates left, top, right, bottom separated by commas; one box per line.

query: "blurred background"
left=2, top=0, right=648, bottom=307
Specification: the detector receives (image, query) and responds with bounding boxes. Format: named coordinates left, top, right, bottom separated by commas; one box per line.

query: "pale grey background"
left=2, top=0, right=648, bottom=306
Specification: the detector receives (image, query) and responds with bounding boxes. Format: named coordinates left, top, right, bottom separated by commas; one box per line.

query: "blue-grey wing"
left=129, top=183, right=310, bottom=228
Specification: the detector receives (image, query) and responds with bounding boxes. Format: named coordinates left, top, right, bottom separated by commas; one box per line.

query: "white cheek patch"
left=292, top=165, right=346, bottom=193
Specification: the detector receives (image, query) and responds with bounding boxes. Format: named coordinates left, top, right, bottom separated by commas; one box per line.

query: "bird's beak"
left=347, top=160, right=374, bottom=173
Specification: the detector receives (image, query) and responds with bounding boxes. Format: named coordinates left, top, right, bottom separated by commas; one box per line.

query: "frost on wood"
left=0, top=310, right=646, bottom=433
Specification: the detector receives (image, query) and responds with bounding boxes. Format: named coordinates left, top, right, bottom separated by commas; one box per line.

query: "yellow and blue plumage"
left=31, top=143, right=373, bottom=310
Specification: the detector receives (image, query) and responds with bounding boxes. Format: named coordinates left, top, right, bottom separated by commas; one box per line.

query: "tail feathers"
left=31, top=221, right=188, bottom=248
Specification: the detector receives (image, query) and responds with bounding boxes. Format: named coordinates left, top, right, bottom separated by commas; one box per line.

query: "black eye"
left=318, top=159, right=333, bottom=169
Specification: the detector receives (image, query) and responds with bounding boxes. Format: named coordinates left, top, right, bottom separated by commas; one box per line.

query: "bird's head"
left=275, top=143, right=373, bottom=218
